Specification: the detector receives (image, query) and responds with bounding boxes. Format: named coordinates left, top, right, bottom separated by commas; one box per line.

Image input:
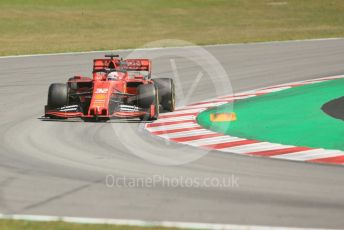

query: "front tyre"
left=137, top=84, right=159, bottom=121
left=152, top=78, right=175, bottom=112
left=47, top=83, right=68, bottom=108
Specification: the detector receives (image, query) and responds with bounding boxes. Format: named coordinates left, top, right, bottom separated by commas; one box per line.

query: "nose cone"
left=88, top=81, right=111, bottom=116
left=89, top=107, right=108, bottom=116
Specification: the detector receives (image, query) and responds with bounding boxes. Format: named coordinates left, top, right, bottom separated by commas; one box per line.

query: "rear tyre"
left=137, top=84, right=159, bottom=121
left=47, top=83, right=68, bottom=108
left=153, top=78, right=175, bottom=112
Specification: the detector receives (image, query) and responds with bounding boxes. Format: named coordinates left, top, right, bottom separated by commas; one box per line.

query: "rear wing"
left=93, top=58, right=151, bottom=72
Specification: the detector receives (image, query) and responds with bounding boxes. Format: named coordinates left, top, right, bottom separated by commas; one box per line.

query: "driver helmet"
left=107, top=71, right=119, bottom=81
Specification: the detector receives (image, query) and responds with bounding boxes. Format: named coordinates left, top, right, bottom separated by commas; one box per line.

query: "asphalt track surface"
left=0, top=39, right=344, bottom=229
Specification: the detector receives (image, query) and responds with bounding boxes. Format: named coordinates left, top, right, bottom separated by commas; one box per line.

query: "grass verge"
left=0, top=0, right=344, bottom=56
left=0, top=219, right=180, bottom=230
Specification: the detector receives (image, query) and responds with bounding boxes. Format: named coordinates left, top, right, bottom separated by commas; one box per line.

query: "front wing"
left=44, top=105, right=149, bottom=119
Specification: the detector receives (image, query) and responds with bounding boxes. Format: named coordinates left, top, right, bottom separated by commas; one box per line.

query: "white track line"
left=0, top=213, right=334, bottom=230
left=0, top=38, right=342, bottom=59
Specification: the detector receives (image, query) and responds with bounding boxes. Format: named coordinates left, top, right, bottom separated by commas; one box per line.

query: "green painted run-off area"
left=197, top=78, right=344, bottom=151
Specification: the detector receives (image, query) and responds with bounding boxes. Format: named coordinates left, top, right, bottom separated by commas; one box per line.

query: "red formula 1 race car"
left=44, top=54, right=175, bottom=121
